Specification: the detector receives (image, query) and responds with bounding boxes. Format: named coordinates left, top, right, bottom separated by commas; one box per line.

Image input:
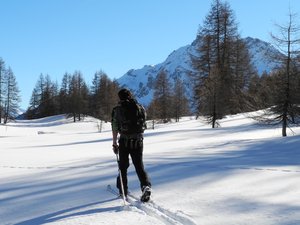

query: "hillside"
left=1, top=112, right=300, bottom=225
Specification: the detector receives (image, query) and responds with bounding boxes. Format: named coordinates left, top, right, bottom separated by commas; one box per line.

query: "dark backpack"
left=117, top=99, right=147, bottom=135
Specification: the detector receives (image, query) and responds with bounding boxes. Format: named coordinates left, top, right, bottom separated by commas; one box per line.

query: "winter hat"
left=118, top=88, right=132, bottom=100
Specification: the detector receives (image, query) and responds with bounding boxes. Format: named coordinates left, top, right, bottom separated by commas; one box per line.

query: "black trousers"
left=116, top=137, right=151, bottom=194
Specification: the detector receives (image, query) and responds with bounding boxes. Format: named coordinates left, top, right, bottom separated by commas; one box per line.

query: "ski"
left=107, top=185, right=151, bottom=204
left=127, top=192, right=153, bottom=204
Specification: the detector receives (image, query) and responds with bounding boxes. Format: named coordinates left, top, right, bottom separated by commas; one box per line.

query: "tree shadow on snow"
left=133, top=134, right=300, bottom=224
left=143, top=134, right=300, bottom=188
left=1, top=132, right=300, bottom=225
left=0, top=159, right=121, bottom=225
left=14, top=198, right=121, bottom=225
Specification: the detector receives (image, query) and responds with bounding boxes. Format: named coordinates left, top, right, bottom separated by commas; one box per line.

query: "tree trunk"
left=282, top=115, right=287, bottom=137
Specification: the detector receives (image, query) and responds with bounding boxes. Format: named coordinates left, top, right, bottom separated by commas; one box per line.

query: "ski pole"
left=115, top=152, right=127, bottom=206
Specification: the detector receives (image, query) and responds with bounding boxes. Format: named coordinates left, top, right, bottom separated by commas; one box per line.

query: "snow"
left=1, top=112, right=300, bottom=225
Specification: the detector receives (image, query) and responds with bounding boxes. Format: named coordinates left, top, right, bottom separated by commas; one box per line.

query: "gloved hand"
left=112, top=144, right=119, bottom=154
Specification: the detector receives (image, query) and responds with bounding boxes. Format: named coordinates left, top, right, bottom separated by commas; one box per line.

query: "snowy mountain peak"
left=117, top=37, right=283, bottom=106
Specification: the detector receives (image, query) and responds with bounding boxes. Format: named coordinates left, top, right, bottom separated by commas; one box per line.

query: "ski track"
left=107, top=185, right=197, bottom=225
left=127, top=194, right=197, bottom=225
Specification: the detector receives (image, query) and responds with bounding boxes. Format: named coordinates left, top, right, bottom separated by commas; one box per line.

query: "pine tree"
left=27, top=74, right=45, bottom=118
left=90, top=71, right=102, bottom=118
left=58, top=72, right=71, bottom=114
left=26, top=74, right=58, bottom=118
left=0, top=58, right=6, bottom=124
left=3, top=67, right=21, bottom=123
left=40, top=74, right=58, bottom=117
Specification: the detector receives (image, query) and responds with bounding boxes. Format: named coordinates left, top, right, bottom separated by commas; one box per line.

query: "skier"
left=111, top=88, right=152, bottom=202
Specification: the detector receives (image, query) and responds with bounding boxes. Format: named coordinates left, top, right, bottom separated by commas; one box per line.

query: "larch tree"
left=192, top=0, right=255, bottom=128
left=172, top=77, right=190, bottom=122
left=151, top=70, right=173, bottom=122
left=93, top=72, right=119, bottom=122
left=267, top=11, right=300, bottom=136
left=69, top=71, right=89, bottom=122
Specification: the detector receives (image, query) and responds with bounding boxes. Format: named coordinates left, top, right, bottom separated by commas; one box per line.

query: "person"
left=111, top=88, right=152, bottom=202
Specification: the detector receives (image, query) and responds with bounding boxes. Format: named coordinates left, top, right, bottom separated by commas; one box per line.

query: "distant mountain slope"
left=117, top=37, right=283, bottom=106
left=244, top=37, right=281, bottom=75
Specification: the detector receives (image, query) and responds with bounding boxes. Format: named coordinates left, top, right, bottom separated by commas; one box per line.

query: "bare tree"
left=267, top=11, right=300, bottom=136
left=172, top=77, right=190, bottom=122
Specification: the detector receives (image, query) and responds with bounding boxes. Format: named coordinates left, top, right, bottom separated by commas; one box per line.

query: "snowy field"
left=1, top=112, right=300, bottom=225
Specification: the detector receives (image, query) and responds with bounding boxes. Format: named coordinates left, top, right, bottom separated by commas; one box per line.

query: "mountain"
left=117, top=37, right=283, bottom=106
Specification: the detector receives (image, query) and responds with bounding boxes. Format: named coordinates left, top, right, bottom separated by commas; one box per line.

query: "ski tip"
left=122, top=204, right=134, bottom=211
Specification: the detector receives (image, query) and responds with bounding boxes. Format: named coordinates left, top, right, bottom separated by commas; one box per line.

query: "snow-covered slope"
left=244, top=37, right=281, bottom=75
left=117, top=37, right=283, bottom=106
left=1, top=113, right=299, bottom=225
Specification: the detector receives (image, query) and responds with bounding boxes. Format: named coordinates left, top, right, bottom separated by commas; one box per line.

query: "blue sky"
left=0, top=0, right=299, bottom=109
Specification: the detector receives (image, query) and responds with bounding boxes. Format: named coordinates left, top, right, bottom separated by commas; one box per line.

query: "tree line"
left=0, top=58, right=21, bottom=124
left=26, top=71, right=119, bottom=123
left=24, top=69, right=190, bottom=124
left=0, top=55, right=190, bottom=124
left=147, top=70, right=190, bottom=122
